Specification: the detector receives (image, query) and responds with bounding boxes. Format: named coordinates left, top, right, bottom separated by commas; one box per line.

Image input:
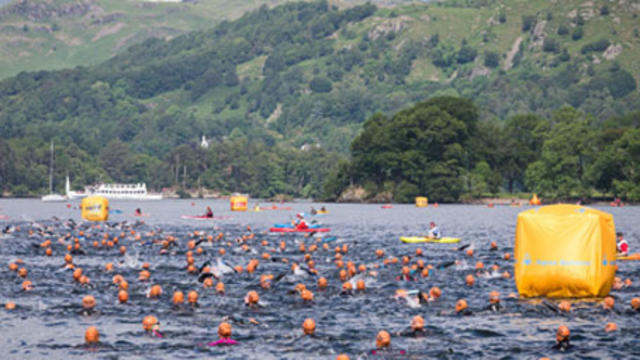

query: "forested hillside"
left=0, top=0, right=639, bottom=199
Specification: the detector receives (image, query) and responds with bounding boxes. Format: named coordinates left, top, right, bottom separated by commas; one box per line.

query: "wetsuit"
left=552, top=338, right=572, bottom=352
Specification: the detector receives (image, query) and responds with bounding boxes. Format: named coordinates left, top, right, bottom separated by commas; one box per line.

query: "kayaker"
left=295, top=214, right=309, bottom=230
left=427, top=222, right=441, bottom=239
left=310, top=207, right=317, bottom=215
left=617, top=232, right=628, bottom=256
left=135, top=208, right=142, bottom=216
left=205, top=206, right=214, bottom=218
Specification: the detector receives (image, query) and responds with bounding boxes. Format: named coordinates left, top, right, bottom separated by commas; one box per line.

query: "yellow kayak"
left=400, top=236, right=460, bottom=244
left=617, top=253, right=640, bottom=261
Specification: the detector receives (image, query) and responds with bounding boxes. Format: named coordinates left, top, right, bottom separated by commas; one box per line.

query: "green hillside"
left=0, top=0, right=639, bottom=198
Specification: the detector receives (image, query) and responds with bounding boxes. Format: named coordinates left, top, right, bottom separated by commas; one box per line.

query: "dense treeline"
left=0, top=136, right=341, bottom=198
left=322, top=97, right=640, bottom=202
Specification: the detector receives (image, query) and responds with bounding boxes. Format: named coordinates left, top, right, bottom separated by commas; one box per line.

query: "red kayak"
left=381, top=204, right=393, bottom=209
left=181, top=215, right=233, bottom=220
left=269, top=227, right=330, bottom=233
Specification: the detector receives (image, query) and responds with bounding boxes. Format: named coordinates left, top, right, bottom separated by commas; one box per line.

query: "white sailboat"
left=41, top=140, right=67, bottom=202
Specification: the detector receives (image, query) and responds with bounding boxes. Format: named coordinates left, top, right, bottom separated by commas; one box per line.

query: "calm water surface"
left=0, top=199, right=638, bottom=359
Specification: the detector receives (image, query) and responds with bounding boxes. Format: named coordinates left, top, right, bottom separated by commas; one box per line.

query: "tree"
left=524, top=107, right=594, bottom=199
left=497, top=114, right=549, bottom=192
left=484, top=51, right=500, bottom=68
left=522, top=15, right=536, bottom=32
left=309, top=77, right=332, bottom=93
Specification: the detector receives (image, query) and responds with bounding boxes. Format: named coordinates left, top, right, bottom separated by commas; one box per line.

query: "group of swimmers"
left=1, top=210, right=636, bottom=359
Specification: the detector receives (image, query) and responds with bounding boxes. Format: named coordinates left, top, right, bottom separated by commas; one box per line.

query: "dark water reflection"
left=0, top=199, right=639, bottom=359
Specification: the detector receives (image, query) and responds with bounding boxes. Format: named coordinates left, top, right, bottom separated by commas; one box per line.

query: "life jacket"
left=618, top=239, right=629, bottom=254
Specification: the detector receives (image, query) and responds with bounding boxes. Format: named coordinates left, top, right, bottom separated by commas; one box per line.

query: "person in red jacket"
left=617, top=232, right=628, bottom=256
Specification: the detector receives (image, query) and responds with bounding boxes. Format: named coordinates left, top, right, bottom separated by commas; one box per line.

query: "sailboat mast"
left=49, top=140, right=54, bottom=194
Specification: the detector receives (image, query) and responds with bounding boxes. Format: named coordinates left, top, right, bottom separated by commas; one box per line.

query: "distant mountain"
left=0, top=0, right=421, bottom=79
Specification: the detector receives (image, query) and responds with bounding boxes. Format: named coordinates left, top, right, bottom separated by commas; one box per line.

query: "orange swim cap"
left=502, top=271, right=511, bottom=279
left=415, top=248, right=423, bottom=256
left=376, top=249, right=384, bottom=258
left=105, top=263, right=114, bottom=272
left=489, top=291, right=500, bottom=304
left=73, top=268, right=83, bottom=281
left=119, top=246, right=126, bottom=255
left=558, top=300, right=571, bottom=312
left=466, top=249, right=474, bottom=257
left=5, top=302, right=16, bottom=310
left=356, top=280, right=366, bottom=292
left=339, top=269, right=347, bottom=281
left=466, top=274, right=475, bottom=286
left=112, top=274, right=123, bottom=285
left=490, top=241, right=497, bottom=249
left=376, top=330, right=390, bottom=348
left=142, top=315, right=159, bottom=331
left=142, top=263, right=150, bottom=270
left=149, top=284, right=162, bottom=298
left=245, top=290, right=259, bottom=305
left=18, top=267, right=27, bottom=278
left=85, top=326, right=99, bottom=344
left=411, top=315, right=425, bottom=331
left=139, top=270, right=150, bottom=281
left=358, top=264, right=366, bottom=273
left=336, top=355, right=350, bottom=360
left=631, top=297, right=640, bottom=310
left=203, top=277, right=214, bottom=288
left=556, top=325, right=570, bottom=342
left=342, top=282, right=353, bottom=291
left=8, top=263, right=18, bottom=272
left=429, top=286, right=441, bottom=299
left=45, top=248, right=52, bottom=256
left=118, top=290, right=128, bottom=303
left=455, top=299, right=468, bottom=313
left=421, top=268, right=429, bottom=277
left=216, top=282, right=225, bottom=294
left=402, top=266, right=410, bottom=276
left=172, top=291, right=184, bottom=305
left=218, top=322, right=232, bottom=338
left=603, top=296, right=615, bottom=310
left=318, top=277, right=328, bottom=289
left=605, top=322, right=618, bottom=332
left=82, top=295, right=96, bottom=310
left=504, top=253, right=511, bottom=260
left=303, top=318, right=316, bottom=335
left=301, top=289, right=314, bottom=302
left=119, top=280, right=129, bottom=291
left=187, top=290, right=198, bottom=304
left=22, top=280, right=33, bottom=291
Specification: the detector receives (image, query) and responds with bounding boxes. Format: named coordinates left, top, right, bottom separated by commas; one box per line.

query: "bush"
left=522, top=15, right=536, bottom=32
left=543, top=38, right=559, bottom=53
left=309, top=77, right=332, bottom=93
left=457, top=45, right=478, bottom=64
left=580, top=38, right=610, bottom=54
left=572, top=27, right=583, bottom=41
left=557, top=24, right=569, bottom=36
left=600, top=6, right=609, bottom=16
left=498, top=12, right=506, bottom=23
left=484, top=51, right=500, bottom=68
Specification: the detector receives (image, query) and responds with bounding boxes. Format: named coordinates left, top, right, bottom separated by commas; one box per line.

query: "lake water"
left=0, top=199, right=638, bottom=359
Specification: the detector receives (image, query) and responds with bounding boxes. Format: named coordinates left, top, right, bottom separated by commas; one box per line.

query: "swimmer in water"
left=142, top=315, right=163, bottom=338
left=135, top=208, right=142, bottom=216
left=208, top=322, right=238, bottom=346
left=616, top=232, right=628, bottom=256
left=396, top=315, right=426, bottom=337
left=552, top=325, right=571, bottom=352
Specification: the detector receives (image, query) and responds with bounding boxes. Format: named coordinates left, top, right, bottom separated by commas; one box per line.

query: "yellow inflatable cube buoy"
left=230, top=194, right=248, bottom=211
left=81, top=196, right=109, bottom=222
left=515, top=204, right=616, bottom=298
left=415, top=197, right=428, bottom=208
